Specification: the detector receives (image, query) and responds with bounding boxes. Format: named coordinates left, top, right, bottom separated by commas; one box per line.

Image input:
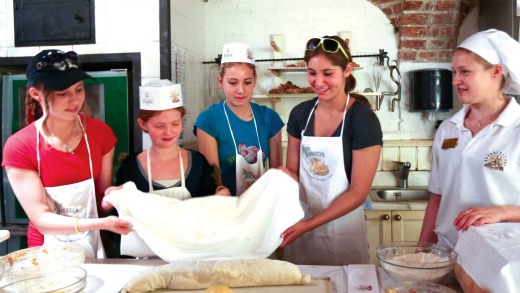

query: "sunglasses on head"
left=306, top=38, right=350, bottom=61
left=35, top=51, right=80, bottom=72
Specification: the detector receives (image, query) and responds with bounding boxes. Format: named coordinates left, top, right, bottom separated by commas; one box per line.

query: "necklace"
left=49, top=120, right=77, bottom=154
left=472, top=108, right=499, bottom=128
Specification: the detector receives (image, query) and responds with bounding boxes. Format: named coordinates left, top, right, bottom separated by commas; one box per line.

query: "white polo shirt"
left=429, top=97, right=520, bottom=248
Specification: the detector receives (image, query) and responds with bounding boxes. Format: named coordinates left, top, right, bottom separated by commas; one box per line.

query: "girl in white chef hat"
left=419, top=29, right=520, bottom=250
left=194, top=43, right=284, bottom=196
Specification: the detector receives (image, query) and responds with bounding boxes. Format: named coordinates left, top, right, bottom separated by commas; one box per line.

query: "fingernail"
left=128, top=223, right=133, bottom=229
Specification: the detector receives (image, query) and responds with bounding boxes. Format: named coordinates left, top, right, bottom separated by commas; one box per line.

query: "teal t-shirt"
left=194, top=101, right=284, bottom=195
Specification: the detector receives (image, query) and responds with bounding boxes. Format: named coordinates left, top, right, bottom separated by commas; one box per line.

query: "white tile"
left=382, top=146, right=399, bottom=171
left=417, top=146, right=432, bottom=171
left=372, top=171, right=398, bottom=187
left=399, top=146, right=417, bottom=170
left=408, top=171, right=431, bottom=187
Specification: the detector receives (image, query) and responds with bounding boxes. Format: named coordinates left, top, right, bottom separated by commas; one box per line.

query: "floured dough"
left=121, top=259, right=311, bottom=293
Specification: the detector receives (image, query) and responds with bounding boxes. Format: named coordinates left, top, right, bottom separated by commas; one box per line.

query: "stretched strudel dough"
left=121, top=259, right=311, bottom=292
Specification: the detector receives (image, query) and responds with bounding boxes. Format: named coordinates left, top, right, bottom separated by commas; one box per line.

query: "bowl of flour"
left=377, top=241, right=458, bottom=283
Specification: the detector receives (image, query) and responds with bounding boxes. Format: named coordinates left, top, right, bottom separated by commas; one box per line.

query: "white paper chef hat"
left=458, top=29, right=520, bottom=95
left=220, top=42, right=255, bottom=64
left=139, top=80, right=183, bottom=111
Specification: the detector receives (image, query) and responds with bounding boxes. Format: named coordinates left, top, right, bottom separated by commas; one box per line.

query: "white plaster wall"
left=170, top=0, right=206, bottom=145
left=202, top=0, right=455, bottom=141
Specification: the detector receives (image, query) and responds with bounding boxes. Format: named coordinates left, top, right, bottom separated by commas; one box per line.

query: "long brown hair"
left=24, top=83, right=91, bottom=125
left=303, top=35, right=371, bottom=108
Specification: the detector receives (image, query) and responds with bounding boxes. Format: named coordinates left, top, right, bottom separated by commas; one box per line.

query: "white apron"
left=223, top=102, right=264, bottom=196
left=147, top=148, right=191, bottom=200
left=121, top=147, right=191, bottom=258
left=36, top=116, right=105, bottom=258
left=283, top=95, right=368, bottom=265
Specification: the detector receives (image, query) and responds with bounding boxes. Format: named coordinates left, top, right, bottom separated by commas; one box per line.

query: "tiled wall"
left=373, top=140, right=433, bottom=187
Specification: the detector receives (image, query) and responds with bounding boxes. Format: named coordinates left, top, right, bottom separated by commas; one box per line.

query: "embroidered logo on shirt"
left=483, top=151, right=507, bottom=171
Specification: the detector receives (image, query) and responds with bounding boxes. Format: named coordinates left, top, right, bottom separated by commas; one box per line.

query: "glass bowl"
left=0, top=265, right=86, bottom=293
left=376, top=241, right=458, bottom=283
left=1, top=244, right=85, bottom=282
left=385, top=281, right=457, bottom=293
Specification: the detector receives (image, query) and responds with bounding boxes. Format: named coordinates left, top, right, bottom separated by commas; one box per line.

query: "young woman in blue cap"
left=2, top=50, right=133, bottom=258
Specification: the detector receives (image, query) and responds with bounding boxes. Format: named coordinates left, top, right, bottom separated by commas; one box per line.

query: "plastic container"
left=409, top=68, right=453, bottom=112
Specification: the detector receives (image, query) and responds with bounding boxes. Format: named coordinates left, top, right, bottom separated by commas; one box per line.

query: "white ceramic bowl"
left=376, top=241, right=458, bottom=283
left=0, top=265, right=86, bottom=293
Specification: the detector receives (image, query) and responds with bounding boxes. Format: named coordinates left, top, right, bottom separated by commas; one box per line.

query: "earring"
left=492, top=74, right=497, bottom=78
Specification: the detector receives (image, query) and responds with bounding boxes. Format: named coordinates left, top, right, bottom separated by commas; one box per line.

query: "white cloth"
left=121, top=147, right=192, bottom=258
left=36, top=116, right=105, bottom=258
left=454, top=223, right=520, bottom=293
left=223, top=101, right=265, bottom=196
left=429, top=98, right=520, bottom=248
left=105, top=168, right=303, bottom=262
left=458, top=29, right=520, bottom=95
left=283, top=95, right=369, bottom=265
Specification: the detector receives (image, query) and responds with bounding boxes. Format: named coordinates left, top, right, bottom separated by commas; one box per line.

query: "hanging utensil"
left=372, top=59, right=383, bottom=92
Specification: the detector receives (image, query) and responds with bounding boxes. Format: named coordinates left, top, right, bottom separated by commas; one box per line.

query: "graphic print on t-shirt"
left=227, top=143, right=265, bottom=165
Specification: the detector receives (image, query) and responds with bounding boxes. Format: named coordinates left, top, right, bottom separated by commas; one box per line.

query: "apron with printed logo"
left=36, top=116, right=105, bottom=258
left=283, top=95, right=368, bottom=265
left=223, top=102, right=264, bottom=196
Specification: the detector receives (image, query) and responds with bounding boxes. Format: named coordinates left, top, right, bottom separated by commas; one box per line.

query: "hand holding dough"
left=122, top=259, right=312, bottom=293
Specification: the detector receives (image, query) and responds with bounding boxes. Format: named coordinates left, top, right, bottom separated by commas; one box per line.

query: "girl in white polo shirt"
left=419, top=29, right=520, bottom=249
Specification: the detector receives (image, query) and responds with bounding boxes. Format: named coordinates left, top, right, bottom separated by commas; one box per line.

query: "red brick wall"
left=368, top=0, right=478, bottom=62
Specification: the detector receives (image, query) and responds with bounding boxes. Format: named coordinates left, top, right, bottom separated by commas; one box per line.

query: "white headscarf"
left=458, top=29, right=520, bottom=95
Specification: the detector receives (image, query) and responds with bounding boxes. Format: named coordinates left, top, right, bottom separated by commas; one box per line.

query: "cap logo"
left=246, top=48, right=253, bottom=61
left=170, top=90, right=180, bottom=103
left=142, top=91, right=154, bottom=105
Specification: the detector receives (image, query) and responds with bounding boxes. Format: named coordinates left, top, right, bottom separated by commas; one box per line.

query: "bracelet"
left=74, top=216, right=82, bottom=234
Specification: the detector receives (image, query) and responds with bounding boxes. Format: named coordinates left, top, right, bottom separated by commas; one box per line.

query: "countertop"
left=82, top=258, right=462, bottom=293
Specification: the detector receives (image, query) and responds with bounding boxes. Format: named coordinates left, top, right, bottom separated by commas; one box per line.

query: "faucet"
left=394, top=161, right=411, bottom=188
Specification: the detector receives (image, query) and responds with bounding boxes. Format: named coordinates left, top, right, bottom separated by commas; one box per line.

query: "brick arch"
left=368, top=0, right=478, bottom=62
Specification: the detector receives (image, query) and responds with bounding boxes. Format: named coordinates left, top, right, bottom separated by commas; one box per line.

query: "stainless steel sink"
left=369, top=187, right=430, bottom=202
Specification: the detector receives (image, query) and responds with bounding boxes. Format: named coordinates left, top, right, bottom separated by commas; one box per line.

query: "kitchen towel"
left=454, top=223, right=520, bottom=293
left=346, top=264, right=380, bottom=293
left=105, top=168, right=303, bottom=262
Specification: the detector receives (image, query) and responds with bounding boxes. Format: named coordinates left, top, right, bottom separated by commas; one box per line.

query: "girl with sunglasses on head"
left=2, top=49, right=133, bottom=258
left=280, top=36, right=383, bottom=265
left=194, top=42, right=284, bottom=196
